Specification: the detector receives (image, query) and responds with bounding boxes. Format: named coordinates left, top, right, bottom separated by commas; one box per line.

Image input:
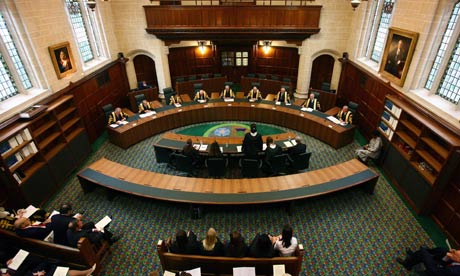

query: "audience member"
left=302, top=93, right=321, bottom=111
left=225, top=231, right=248, bottom=257
left=270, top=224, right=298, bottom=257
left=336, top=105, right=353, bottom=125
left=247, top=86, right=262, bottom=101
left=108, top=107, right=128, bottom=125
left=66, top=217, right=118, bottom=248
left=275, top=87, right=290, bottom=104
left=208, top=141, right=223, bottom=157
left=14, top=217, right=51, bottom=240
left=139, top=80, right=151, bottom=90
left=396, top=246, right=460, bottom=275
left=249, top=233, right=275, bottom=258
left=49, top=203, right=78, bottom=246
left=220, top=85, right=235, bottom=99
left=138, top=99, right=154, bottom=114
left=287, top=136, right=306, bottom=159
left=194, top=90, right=210, bottom=102
left=200, top=228, right=224, bottom=256
left=168, top=229, right=200, bottom=255
left=182, top=139, right=201, bottom=167
left=241, top=123, right=263, bottom=159
left=355, top=130, right=383, bottom=163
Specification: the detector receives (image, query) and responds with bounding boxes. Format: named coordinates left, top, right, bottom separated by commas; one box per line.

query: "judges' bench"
left=157, top=240, right=304, bottom=276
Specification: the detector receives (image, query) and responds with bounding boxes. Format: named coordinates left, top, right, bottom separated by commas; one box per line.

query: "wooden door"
left=219, top=46, right=251, bottom=84
left=133, top=55, right=159, bottom=89
left=310, top=54, right=334, bottom=90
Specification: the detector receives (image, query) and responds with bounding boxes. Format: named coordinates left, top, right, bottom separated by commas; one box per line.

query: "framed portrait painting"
left=379, top=27, right=419, bottom=87
left=49, top=41, right=76, bottom=79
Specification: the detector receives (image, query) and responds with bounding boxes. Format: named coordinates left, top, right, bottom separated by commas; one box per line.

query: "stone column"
left=294, top=42, right=311, bottom=99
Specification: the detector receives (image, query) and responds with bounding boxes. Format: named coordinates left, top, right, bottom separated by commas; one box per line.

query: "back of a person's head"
left=175, top=229, right=187, bottom=248
left=203, top=228, right=217, bottom=250
left=281, top=224, right=293, bottom=248
left=295, top=136, right=302, bottom=144
left=229, top=231, right=242, bottom=246
left=266, top=136, right=273, bottom=145
left=59, top=203, right=72, bottom=214
left=256, top=233, right=272, bottom=250
left=68, top=218, right=79, bottom=232
left=250, top=123, right=257, bottom=133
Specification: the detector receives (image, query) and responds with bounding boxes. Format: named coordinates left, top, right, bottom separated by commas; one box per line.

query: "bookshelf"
left=0, top=95, right=91, bottom=207
left=380, top=95, right=460, bottom=213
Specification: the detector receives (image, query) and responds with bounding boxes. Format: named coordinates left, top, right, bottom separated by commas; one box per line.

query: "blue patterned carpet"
left=44, top=122, right=435, bottom=275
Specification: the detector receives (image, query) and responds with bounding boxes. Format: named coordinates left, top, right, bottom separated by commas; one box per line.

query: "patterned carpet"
left=44, top=122, right=436, bottom=275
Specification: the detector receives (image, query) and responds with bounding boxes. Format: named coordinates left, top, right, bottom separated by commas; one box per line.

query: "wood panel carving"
left=144, top=5, right=322, bottom=41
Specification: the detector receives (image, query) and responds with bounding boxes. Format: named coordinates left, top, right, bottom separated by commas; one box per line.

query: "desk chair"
left=289, top=152, right=312, bottom=172
left=258, top=74, right=266, bottom=79
left=251, top=82, right=261, bottom=88
left=170, top=152, right=195, bottom=176
left=193, top=83, right=203, bottom=94
left=102, top=104, right=113, bottom=122
left=188, top=75, right=197, bottom=81
left=214, top=73, right=222, bottom=77
left=224, top=81, right=233, bottom=89
left=321, top=82, right=331, bottom=92
left=239, top=158, right=262, bottom=178
left=205, top=157, right=228, bottom=178
left=268, top=154, right=289, bottom=176
left=283, top=77, right=291, bottom=83
left=247, top=73, right=255, bottom=77
left=271, top=75, right=279, bottom=80
left=201, top=74, right=209, bottom=79
left=134, top=94, right=146, bottom=108
left=163, top=87, right=176, bottom=103
left=154, top=146, right=173, bottom=163
left=348, top=101, right=359, bottom=123
left=311, top=91, right=320, bottom=100
left=176, top=77, right=185, bottom=82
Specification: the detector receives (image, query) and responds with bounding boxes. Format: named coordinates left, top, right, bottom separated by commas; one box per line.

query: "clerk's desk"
left=107, top=99, right=355, bottom=149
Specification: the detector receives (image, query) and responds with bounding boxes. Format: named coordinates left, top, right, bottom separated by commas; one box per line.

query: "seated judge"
left=108, top=107, right=128, bottom=125
left=220, top=85, right=235, bottom=99
left=302, top=93, right=321, bottom=111
left=169, top=94, right=182, bottom=105
left=138, top=99, right=154, bottom=113
left=275, top=87, right=290, bottom=104
left=336, top=105, right=353, bottom=125
left=247, top=86, right=262, bottom=101
left=355, top=130, right=383, bottom=163
left=193, top=89, right=210, bottom=102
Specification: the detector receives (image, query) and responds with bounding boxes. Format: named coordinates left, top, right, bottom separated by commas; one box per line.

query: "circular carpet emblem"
left=213, top=127, right=231, bottom=137
left=204, top=123, right=250, bottom=137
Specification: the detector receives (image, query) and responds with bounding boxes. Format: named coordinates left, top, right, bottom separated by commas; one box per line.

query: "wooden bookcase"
left=380, top=95, right=460, bottom=213
left=0, top=95, right=91, bottom=208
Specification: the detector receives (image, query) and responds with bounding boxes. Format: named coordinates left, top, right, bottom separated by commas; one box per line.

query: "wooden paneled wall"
left=168, top=47, right=219, bottom=77
left=252, top=46, right=299, bottom=83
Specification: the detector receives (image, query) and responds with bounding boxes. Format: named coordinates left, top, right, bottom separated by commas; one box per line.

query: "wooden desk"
left=78, top=158, right=378, bottom=205
left=241, top=76, right=292, bottom=96
left=107, top=99, right=355, bottom=149
left=175, top=76, right=227, bottom=99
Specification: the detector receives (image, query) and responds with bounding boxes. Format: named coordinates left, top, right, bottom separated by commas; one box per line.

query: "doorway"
left=133, top=55, right=159, bottom=89
left=310, top=54, right=334, bottom=90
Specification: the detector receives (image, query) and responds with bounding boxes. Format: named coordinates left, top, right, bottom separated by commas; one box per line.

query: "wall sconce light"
left=350, top=0, right=368, bottom=11
left=262, top=41, right=271, bottom=54
left=86, top=1, right=97, bottom=11
left=198, top=41, right=206, bottom=54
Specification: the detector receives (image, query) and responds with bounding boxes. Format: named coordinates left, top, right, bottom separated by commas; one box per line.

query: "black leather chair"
left=283, top=77, right=291, bottom=83
left=251, top=82, right=261, bottom=88
left=134, top=94, right=146, bottom=108
left=176, top=77, right=185, bottom=82
left=311, top=91, right=320, bottom=100
left=239, top=158, right=262, bottom=178
left=321, top=82, right=331, bottom=92
left=258, top=74, right=266, bottom=79
left=224, top=81, right=233, bottom=87
left=247, top=73, right=255, bottom=77
left=214, top=73, right=222, bottom=77
left=154, top=146, right=173, bottom=163
left=102, top=104, right=113, bottom=122
left=348, top=101, right=359, bottom=123
left=205, top=157, right=228, bottom=178
left=271, top=75, right=279, bottom=80
left=188, top=75, right=197, bottom=81
left=193, top=83, right=203, bottom=94
left=268, top=154, right=289, bottom=175
left=170, top=152, right=194, bottom=176
left=289, top=152, right=312, bottom=172
left=163, top=87, right=176, bottom=103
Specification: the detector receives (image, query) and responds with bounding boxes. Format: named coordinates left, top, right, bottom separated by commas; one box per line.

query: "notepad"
left=199, top=144, right=208, bottom=151
left=275, top=101, right=281, bottom=105
left=249, top=99, right=256, bottom=102
left=139, top=113, right=149, bottom=118
left=23, top=205, right=38, bottom=218
left=286, top=103, right=292, bottom=106
left=8, top=249, right=29, bottom=270
left=186, top=267, right=201, bottom=276
left=273, top=264, right=285, bottom=276
left=283, top=141, right=293, bottom=147
left=109, top=124, right=119, bottom=128
left=95, top=215, right=111, bottom=231
left=233, top=267, right=255, bottom=276
left=193, top=144, right=200, bottom=150
left=53, top=266, right=70, bottom=276
left=236, top=145, right=242, bottom=152
left=174, top=103, right=182, bottom=107
left=326, top=116, right=341, bottom=124
left=198, top=99, right=206, bottom=103
left=263, top=144, right=267, bottom=151
left=224, top=98, right=234, bottom=102
left=301, top=107, right=313, bottom=112
left=119, top=121, right=128, bottom=125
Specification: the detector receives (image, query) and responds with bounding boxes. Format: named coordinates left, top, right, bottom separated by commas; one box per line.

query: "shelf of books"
left=379, top=98, right=401, bottom=141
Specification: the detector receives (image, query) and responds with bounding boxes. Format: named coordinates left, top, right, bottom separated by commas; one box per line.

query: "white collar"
left=250, top=132, right=257, bottom=136
left=269, top=144, right=276, bottom=149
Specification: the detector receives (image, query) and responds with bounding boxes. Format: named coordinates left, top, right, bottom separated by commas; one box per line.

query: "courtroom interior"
left=1, top=0, right=460, bottom=275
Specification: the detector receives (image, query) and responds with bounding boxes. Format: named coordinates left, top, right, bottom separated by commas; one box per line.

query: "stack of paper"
left=224, top=98, right=234, bottom=102
left=233, top=267, right=255, bottom=276
left=95, top=215, right=112, bottom=231
left=8, top=249, right=29, bottom=270
left=199, top=144, right=208, bottom=151
left=275, top=101, right=281, bottom=105
left=283, top=141, right=293, bottom=147
left=273, top=264, right=285, bottom=276
left=109, top=124, right=119, bottom=128
left=53, top=267, right=70, bottom=276
left=193, top=144, right=200, bottom=150
left=262, top=144, right=267, bottom=151
left=236, top=145, right=242, bottom=152
left=174, top=103, right=182, bottom=107
left=23, top=205, right=38, bottom=218
left=326, top=116, right=340, bottom=124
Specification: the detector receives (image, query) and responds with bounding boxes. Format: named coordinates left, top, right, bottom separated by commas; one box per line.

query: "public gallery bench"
left=157, top=240, right=305, bottom=276
left=0, top=228, right=109, bottom=273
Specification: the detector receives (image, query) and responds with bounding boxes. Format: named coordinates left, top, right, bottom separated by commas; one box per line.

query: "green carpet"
left=43, top=122, right=442, bottom=275
left=177, top=122, right=284, bottom=137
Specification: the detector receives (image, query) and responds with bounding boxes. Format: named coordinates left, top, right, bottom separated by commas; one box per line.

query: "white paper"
left=23, top=205, right=38, bottom=218
left=193, top=144, right=200, bottom=150
left=119, top=121, right=128, bottom=125
left=95, top=215, right=111, bottom=231
left=249, top=99, right=256, bottom=102
left=273, top=264, right=285, bottom=276
left=275, top=101, right=281, bottom=105
left=174, top=103, right=182, bottom=107
left=186, top=267, right=201, bottom=276
left=8, top=249, right=29, bottom=270
left=446, top=238, right=452, bottom=250
left=44, top=230, right=54, bottom=243
left=164, top=271, right=176, bottom=276
left=291, top=139, right=297, bottom=146
left=109, top=124, right=119, bottom=128
left=139, top=113, right=148, bottom=118
left=198, top=99, right=206, bottom=103
left=224, top=98, right=234, bottom=102
left=263, top=144, right=267, bottom=151
left=199, top=144, right=208, bottom=151
left=48, top=210, right=59, bottom=218
left=302, top=107, right=313, bottom=112
left=53, top=266, right=70, bottom=276
left=236, top=145, right=242, bottom=152
left=233, top=267, right=255, bottom=276
left=326, top=116, right=340, bottom=124
left=283, top=141, right=293, bottom=147
left=286, top=103, right=292, bottom=106
left=220, top=147, right=223, bottom=153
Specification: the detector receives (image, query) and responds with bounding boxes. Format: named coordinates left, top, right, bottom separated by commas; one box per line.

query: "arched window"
left=425, top=1, right=460, bottom=104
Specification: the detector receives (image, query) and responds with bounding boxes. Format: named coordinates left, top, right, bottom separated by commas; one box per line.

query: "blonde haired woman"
left=200, top=227, right=224, bottom=256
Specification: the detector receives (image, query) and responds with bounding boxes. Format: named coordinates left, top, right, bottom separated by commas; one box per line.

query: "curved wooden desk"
left=77, top=158, right=378, bottom=205
left=108, top=99, right=355, bottom=149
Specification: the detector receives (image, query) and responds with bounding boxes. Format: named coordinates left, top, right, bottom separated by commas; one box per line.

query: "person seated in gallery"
left=225, top=231, right=249, bottom=257
left=270, top=224, right=298, bottom=257
left=208, top=141, right=223, bottom=157
left=182, top=138, right=201, bottom=168
left=193, top=89, right=210, bottom=102
left=66, top=217, right=119, bottom=248
left=262, top=136, right=282, bottom=174
left=249, top=233, right=276, bottom=258
left=108, top=107, right=128, bottom=125
left=396, top=246, right=460, bottom=274
left=14, top=217, right=51, bottom=240
left=169, top=94, right=183, bottom=105
left=242, top=123, right=263, bottom=159
left=138, top=99, right=155, bottom=114
left=138, top=80, right=151, bottom=90
left=355, top=130, right=383, bottom=163
left=336, top=105, right=353, bottom=125
left=302, top=93, right=321, bottom=111
left=287, top=136, right=306, bottom=160
left=49, top=203, right=81, bottom=246
left=199, top=228, right=224, bottom=256
left=275, top=87, right=290, bottom=104
left=220, top=85, right=235, bottom=99
left=247, top=86, right=262, bottom=101
left=168, top=229, right=200, bottom=255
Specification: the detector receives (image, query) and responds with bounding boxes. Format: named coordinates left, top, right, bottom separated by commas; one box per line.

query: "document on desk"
left=199, top=144, right=208, bottom=151
left=236, top=145, right=242, bottom=152
left=193, top=144, right=200, bottom=150
left=109, top=124, right=119, bottom=128
left=291, top=139, right=297, bottom=145
left=275, top=101, right=281, bottom=105
left=273, top=264, right=285, bottom=276
left=53, top=266, right=70, bottom=276
left=220, top=147, right=223, bottom=153
left=119, top=121, right=128, bottom=125
left=301, top=107, right=313, bottom=112
left=233, top=267, right=255, bottom=276
left=186, top=267, right=201, bottom=276
left=326, top=116, right=341, bottom=124
left=283, top=141, right=293, bottom=147
left=95, top=215, right=111, bottom=231
left=224, top=98, right=234, bottom=102
left=43, top=230, right=54, bottom=242
left=8, top=249, right=29, bottom=270
left=23, top=205, right=38, bottom=218
left=198, top=99, right=206, bottom=103
left=174, top=103, right=182, bottom=107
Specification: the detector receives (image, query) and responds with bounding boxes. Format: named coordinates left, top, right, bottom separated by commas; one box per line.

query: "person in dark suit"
left=14, top=217, right=51, bottom=240
left=225, top=231, right=248, bottom=257
left=182, top=138, right=201, bottom=168
left=262, top=136, right=282, bottom=175
left=275, top=87, right=290, bottom=104
left=108, top=107, right=128, bottom=125
left=220, top=85, right=235, bottom=99
left=49, top=203, right=75, bottom=246
left=199, top=228, right=224, bottom=256
left=396, top=246, right=460, bottom=275
left=168, top=229, right=200, bottom=255
left=249, top=233, right=275, bottom=258
left=138, top=80, right=151, bottom=90
left=66, top=218, right=117, bottom=248
left=242, top=123, right=263, bottom=159
left=385, top=39, right=407, bottom=78
left=138, top=99, right=154, bottom=113
left=287, top=136, right=306, bottom=159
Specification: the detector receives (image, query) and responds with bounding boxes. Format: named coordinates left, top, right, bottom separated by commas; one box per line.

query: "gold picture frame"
left=49, top=41, right=76, bottom=79
left=379, top=27, right=419, bottom=87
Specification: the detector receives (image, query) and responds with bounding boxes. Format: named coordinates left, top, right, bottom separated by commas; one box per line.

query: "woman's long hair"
left=281, top=224, right=293, bottom=248
left=203, top=228, right=217, bottom=251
